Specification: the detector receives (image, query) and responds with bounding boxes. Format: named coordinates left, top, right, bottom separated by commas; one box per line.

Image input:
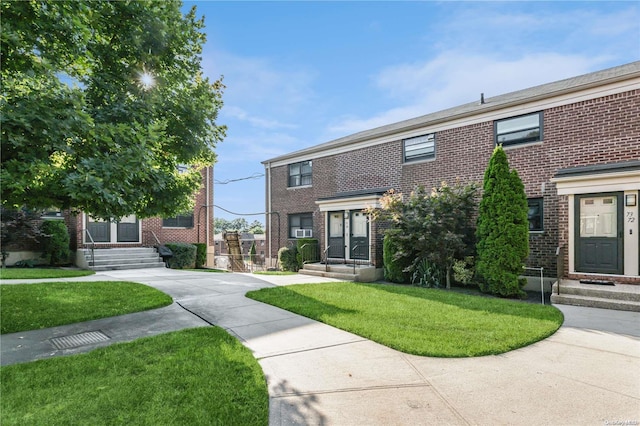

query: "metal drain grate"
left=50, top=331, right=110, bottom=350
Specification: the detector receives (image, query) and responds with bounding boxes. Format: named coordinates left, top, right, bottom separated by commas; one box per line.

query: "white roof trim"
left=316, top=194, right=382, bottom=212
left=552, top=170, right=640, bottom=195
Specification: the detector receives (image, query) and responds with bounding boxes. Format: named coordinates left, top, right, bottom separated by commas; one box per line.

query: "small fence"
left=214, top=254, right=267, bottom=272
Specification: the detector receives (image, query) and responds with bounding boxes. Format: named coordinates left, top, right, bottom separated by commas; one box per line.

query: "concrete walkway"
left=2, top=268, right=639, bottom=425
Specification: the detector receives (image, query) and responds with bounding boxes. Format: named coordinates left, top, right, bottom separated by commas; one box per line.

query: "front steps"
left=551, top=280, right=640, bottom=312
left=83, top=247, right=165, bottom=271
left=299, top=263, right=382, bottom=282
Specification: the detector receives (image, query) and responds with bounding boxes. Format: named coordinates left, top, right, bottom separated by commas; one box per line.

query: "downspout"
left=266, top=162, right=272, bottom=267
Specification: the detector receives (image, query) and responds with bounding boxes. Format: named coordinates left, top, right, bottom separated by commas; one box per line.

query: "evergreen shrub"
left=165, top=242, right=196, bottom=269
left=39, top=220, right=71, bottom=266
left=278, top=246, right=299, bottom=272
left=193, top=243, right=207, bottom=268
left=383, top=233, right=410, bottom=283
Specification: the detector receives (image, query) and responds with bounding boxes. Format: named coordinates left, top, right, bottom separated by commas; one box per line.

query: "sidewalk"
left=2, top=268, right=639, bottom=425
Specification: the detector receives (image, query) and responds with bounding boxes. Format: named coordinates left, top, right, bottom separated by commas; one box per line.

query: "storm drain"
left=50, top=331, right=110, bottom=350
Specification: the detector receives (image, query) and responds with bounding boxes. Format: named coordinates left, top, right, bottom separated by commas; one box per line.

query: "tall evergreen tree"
left=476, top=146, right=529, bottom=297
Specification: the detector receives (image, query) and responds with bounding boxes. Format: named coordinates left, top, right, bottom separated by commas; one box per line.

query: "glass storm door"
left=87, top=216, right=110, bottom=242
left=576, top=193, right=623, bottom=274
left=350, top=211, right=369, bottom=260
left=117, top=215, right=140, bottom=242
left=328, top=212, right=345, bottom=258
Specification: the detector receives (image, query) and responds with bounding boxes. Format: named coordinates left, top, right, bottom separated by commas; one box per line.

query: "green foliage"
left=13, top=259, right=40, bottom=268
left=38, top=220, right=71, bottom=266
left=412, top=258, right=444, bottom=288
left=0, top=208, right=44, bottom=265
left=249, top=241, right=257, bottom=257
left=296, top=238, right=318, bottom=266
left=476, top=146, right=530, bottom=297
left=165, top=242, right=197, bottom=269
left=1, top=1, right=226, bottom=220
left=278, top=246, right=299, bottom=272
left=214, top=218, right=250, bottom=234
left=453, top=256, right=475, bottom=286
left=193, top=243, right=207, bottom=268
left=248, top=220, right=265, bottom=234
left=372, top=181, right=477, bottom=289
left=0, top=268, right=94, bottom=280
left=383, top=233, right=410, bottom=283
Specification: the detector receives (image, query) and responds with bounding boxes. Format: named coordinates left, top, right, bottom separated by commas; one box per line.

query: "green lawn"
left=253, top=270, right=297, bottom=276
left=0, top=268, right=95, bottom=280
left=0, top=281, right=172, bottom=334
left=246, top=282, right=564, bottom=357
left=0, top=327, right=268, bottom=426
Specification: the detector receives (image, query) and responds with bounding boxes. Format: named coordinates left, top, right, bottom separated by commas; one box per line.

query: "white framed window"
left=403, top=134, right=435, bottom=162
left=288, top=161, right=312, bottom=187
left=289, top=213, right=313, bottom=238
left=495, top=112, right=543, bottom=147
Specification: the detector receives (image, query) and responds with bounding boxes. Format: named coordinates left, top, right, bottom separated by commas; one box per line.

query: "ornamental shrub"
left=476, top=145, right=529, bottom=297
left=278, top=246, right=299, bottom=272
left=193, top=243, right=207, bottom=268
left=39, top=220, right=71, bottom=266
left=165, top=242, right=196, bottom=269
left=383, top=233, right=410, bottom=283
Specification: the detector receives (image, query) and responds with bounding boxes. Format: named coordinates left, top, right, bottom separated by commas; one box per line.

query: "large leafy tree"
left=371, top=181, right=477, bottom=288
left=1, top=0, right=225, bottom=220
left=476, top=145, right=529, bottom=297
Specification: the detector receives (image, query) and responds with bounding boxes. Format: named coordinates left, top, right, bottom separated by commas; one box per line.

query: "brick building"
left=262, top=62, right=640, bottom=284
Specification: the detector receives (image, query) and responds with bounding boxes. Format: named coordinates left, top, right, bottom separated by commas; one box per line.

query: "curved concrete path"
left=2, top=268, right=639, bottom=425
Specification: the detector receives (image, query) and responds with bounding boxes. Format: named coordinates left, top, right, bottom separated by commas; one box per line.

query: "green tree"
left=1, top=1, right=225, bottom=220
left=476, top=146, right=529, bottom=297
left=371, top=181, right=477, bottom=289
left=214, top=218, right=233, bottom=234
left=248, top=220, right=264, bottom=234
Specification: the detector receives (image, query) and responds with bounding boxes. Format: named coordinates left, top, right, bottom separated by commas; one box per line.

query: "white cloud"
left=223, top=106, right=297, bottom=130
left=328, top=52, right=610, bottom=136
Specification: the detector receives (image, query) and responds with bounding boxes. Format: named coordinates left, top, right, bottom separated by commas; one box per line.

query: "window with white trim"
left=403, top=133, right=435, bottom=162
left=289, top=213, right=313, bottom=238
left=495, top=112, right=542, bottom=147
left=288, top=161, right=312, bottom=187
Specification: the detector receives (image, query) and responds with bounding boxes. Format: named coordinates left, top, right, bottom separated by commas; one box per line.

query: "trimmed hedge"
left=383, top=233, right=410, bottom=283
left=278, top=246, right=299, bottom=272
left=165, top=243, right=197, bottom=269
left=193, top=243, right=207, bottom=268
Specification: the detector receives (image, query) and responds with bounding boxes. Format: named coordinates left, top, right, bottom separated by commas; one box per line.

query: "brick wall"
left=267, top=89, right=640, bottom=278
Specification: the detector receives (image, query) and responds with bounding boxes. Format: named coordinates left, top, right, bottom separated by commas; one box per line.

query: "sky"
left=182, top=1, right=640, bottom=223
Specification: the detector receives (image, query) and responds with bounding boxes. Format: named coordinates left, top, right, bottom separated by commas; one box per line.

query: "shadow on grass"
left=247, top=286, right=357, bottom=318
left=352, top=282, right=563, bottom=322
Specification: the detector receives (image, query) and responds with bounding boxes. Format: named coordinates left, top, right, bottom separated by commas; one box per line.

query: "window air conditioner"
left=295, top=229, right=312, bottom=238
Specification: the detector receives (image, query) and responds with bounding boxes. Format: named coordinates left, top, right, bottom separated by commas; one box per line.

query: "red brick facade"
left=264, top=64, right=640, bottom=283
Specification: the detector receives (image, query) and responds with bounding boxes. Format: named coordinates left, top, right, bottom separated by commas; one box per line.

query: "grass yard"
left=0, top=268, right=95, bottom=280
left=0, top=327, right=268, bottom=426
left=0, top=281, right=172, bottom=334
left=246, top=282, right=564, bottom=357
left=253, top=270, right=297, bottom=276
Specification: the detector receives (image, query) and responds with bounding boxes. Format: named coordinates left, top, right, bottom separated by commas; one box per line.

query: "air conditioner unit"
left=295, top=229, right=313, bottom=238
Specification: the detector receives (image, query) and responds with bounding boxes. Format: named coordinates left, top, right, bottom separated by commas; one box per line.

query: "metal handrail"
left=84, top=229, right=95, bottom=267
left=351, top=245, right=360, bottom=274
left=299, top=242, right=319, bottom=265
left=523, top=266, right=545, bottom=305
left=142, top=230, right=162, bottom=247
left=323, top=246, right=331, bottom=272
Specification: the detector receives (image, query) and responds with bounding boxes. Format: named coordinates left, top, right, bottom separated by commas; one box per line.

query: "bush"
left=296, top=238, right=318, bottom=267
left=39, top=220, right=71, bottom=266
left=412, top=258, right=444, bottom=288
left=383, top=233, right=410, bottom=283
left=193, top=243, right=207, bottom=268
left=476, top=146, right=529, bottom=297
left=453, top=256, right=475, bottom=286
left=278, top=246, right=299, bottom=272
left=165, top=243, right=197, bottom=269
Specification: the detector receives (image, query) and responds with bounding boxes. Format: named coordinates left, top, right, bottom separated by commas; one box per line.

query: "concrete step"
left=551, top=294, right=640, bottom=312
left=83, top=247, right=157, bottom=257
left=551, top=281, right=640, bottom=312
left=298, top=268, right=358, bottom=281
left=90, top=257, right=164, bottom=266
left=83, top=248, right=164, bottom=271
left=91, top=263, right=166, bottom=272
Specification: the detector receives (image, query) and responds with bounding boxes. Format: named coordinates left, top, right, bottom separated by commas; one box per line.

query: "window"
left=289, top=161, right=312, bottom=187
left=495, top=112, right=542, bottom=147
left=163, top=213, right=194, bottom=228
left=527, top=198, right=543, bottom=232
left=289, top=213, right=313, bottom=238
left=403, top=133, right=435, bottom=162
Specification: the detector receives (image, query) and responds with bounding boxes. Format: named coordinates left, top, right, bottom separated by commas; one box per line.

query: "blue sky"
left=182, top=1, right=639, bottom=222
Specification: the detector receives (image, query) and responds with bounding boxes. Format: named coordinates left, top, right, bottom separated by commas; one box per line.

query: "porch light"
left=625, top=194, right=637, bottom=207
